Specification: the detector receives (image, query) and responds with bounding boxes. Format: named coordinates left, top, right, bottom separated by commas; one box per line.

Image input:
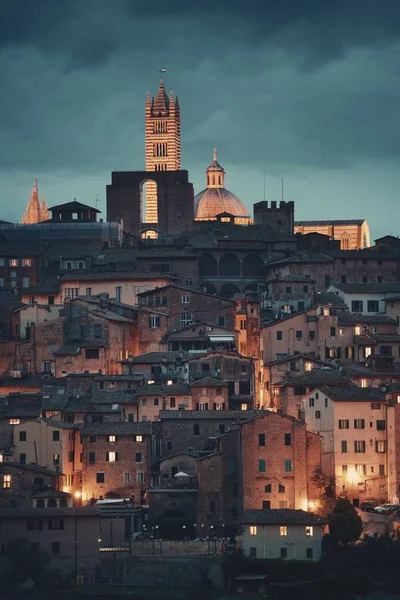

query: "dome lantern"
left=206, top=149, right=225, bottom=189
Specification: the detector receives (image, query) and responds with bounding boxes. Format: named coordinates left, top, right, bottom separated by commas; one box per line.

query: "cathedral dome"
left=194, top=150, right=251, bottom=223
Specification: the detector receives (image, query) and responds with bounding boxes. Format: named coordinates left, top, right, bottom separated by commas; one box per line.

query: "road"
left=357, top=509, right=395, bottom=537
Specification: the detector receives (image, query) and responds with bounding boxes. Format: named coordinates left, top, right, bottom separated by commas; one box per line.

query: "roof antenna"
left=263, top=171, right=266, bottom=202
left=281, top=177, right=284, bottom=202
left=95, top=194, right=100, bottom=210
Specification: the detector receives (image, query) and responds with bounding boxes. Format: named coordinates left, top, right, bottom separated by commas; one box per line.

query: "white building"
left=302, top=387, right=393, bottom=504
left=328, top=283, right=400, bottom=316
left=242, top=509, right=327, bottom=561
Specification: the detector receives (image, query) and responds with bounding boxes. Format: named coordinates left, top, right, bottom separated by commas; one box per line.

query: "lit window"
left=108, top=435, right=116, bottom=443
left=280, top=526, right=287, bottom=536
left=241, top=403, right=247, bottom=411
left=305, top=526, right=313, bottom=537
left=9, top=419, right=20, bottom=425
left=354, top=326, right=361, bottom=335
left=339, top=328, right=344, bottom=336
left=10, top=259, right=18, bottom=267
left=107, top=452, right=117, bottom=462
left=249, top=526, right=257, bottom=536
left=304, top=362, right=312, bottom=372
left=360, top=378, right=368, bottom=388
left=136, top=435, right=143, bottom=443
left=23, top=258, right=31, bottom=267
left=365, top=347, right=372, bottom=358
left=2, top=474, right=11, bottom=489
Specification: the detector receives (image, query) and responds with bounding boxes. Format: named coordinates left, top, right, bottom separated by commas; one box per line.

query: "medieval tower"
left=21, top=179, right=50, bottom=224
left=144, top=77, right=181, bottom=224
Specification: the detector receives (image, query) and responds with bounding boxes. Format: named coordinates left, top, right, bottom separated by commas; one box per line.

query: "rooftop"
left=317, top=387, right=387, bottom=402
left=136, top=383, right=190, bottom=396
left=295, top=219, right=365, bottom=226
left=243, top=508, right=328, bottom=526
left=158, top=409, right=263, bottom=420
left=190, top=377, right=228, bottom=387
left=81, top=422, right=153, bottom=435
left=330, top=283, right=400, bottom=294
left=122, top=351, right=194, bottom=364
left=337, top=313, right=397, bottom=326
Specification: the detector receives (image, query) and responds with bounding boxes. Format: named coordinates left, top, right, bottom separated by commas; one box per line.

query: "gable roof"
left=135, top=383, right=190, bottom=396
left=242, top=508, right=328, bottom=526
left=137, top=284, right=235, bottom=304
left=48, top=200, right=100, bottom=213
left=314, top=386, right=387, bottom=402
left=330, top=283, right=400, bottom=294
left=81, top=422, right=152, bottom=435
left=190, top=377, right=228, bottom=387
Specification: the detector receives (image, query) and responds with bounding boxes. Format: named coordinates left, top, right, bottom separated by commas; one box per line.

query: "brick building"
left=190, top=377, right=229, bottom=411
left=187, top=350, right=256, bottom=410
left=196, top=412, right=321, bottom=535
left=135, top=383, right=192, bottom=421
left=137, top=284, right=236, bottom=354
left=158, top=410, right=262, bottom=458
left=162, top=321, right=237, bottom=354
left=81, top=422, right=153, bottom=504
left=0, top=462, right=62, bottom=508
left=294, top=219, right=370, bottom=250
left=0, top=241, right=48, bottom=293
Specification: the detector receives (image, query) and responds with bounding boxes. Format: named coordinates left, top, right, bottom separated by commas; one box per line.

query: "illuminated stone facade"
left=144, top=79, right=181, bottom=225
left=294, top=219, right=370, bottom=250
left=194, top=150, right=252, bottom=225
left=21, top=179, right=50, bottom=224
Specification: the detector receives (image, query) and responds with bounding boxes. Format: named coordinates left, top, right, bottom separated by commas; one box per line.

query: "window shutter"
left=148, top=317, right=152, bottom=328
left=116, top=452, right=119, bottom=462
left=196, top=403, right=199, bottom=411
left=223, top=403, right=226, bottom=410
left=213, top=403, right=216, bottom=410
left=156, top=317, right=160, bottom=327
left=205, top=403, right=209, bottom=410
left=106, top=453, right=109, bottom=462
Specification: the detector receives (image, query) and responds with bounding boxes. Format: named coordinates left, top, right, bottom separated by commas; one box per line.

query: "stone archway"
left=242, top=254, right=263, bottom=277
left=219, top=253, right=240, bottom=277
left=219, top=283, right=240, bottom=299
left=199, top=253, right=218, bottom=276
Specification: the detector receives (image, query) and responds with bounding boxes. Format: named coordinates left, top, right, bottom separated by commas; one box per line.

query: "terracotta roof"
left=0, top=462, right=62, bottom=477
left=243, top=509, right=328, bottom=525
left=330, top=283, right=400, bottom=294
left=277, top=369, right=351, bottom=388
left=90, top=391, right=138, bottom=404
left=159, top=410, right=263, bottom=420
left=81, top=422, right=152, bottom=435
left=0, top=506, right=100, bottom=518
left=123, top=351, right=193, bottom=364
left=190, top=377, right=228, bottom=387
left=318, top=387, right=387, bottom=402
left=136, top=384, right=190, bottom=396
left=337, top=313, right=397, bottom=325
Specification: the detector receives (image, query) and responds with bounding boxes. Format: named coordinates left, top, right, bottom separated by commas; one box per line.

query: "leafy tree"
left=315, top=493, right=337, bottom=518
left=5, top=538, right=49, bottom=583
left=329, top=498, right=362, bottom=546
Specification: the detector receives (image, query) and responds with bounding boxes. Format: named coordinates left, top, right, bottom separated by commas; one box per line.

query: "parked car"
left=361, top=501, right=378, bottom=512
left=385, top=504, right=400, bottom=515
left=374, top=504, right=394, bottom=514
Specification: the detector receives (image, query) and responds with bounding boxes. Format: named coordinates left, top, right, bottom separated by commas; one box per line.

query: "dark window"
left=285, top=286, right=292, bottom=294
left=250, top=547, right=257, bottom=558
left=298, top=301, right=305, bottom=311
left=218, top=424, right=225, bottom=434
left=68, top=451, right=74, bottom=463
left=217, top=316, right=225, bottom=326
left=167, top=441, right=173, bottom=451
left=258, top=459, right=266, bottom=472
left=280, top=548, right=287, bottom=558
left=48, top=295, right=55, bottom=305
left=324, top=275, right=331, bottom=287
left=193, top=424, right=200, bottom=436
left=262, top=500, right=271, bottom=509
left=330, top=327, right=336, bottom=336
left=309, top=331, right=315, bottom=340
left=367, top=300, right=379, bottom=312
left=89, top=452, right=95, bottom=464
left=284, top=433, right=292, bottom=446
left=19, top=454, right=26, bottom=464
left=341, top=275, right=347, bottom=283
left=89, top=435, right=96, bottom=443
left=93, top=324, right=102, bottom=338
left=48, top=518, right=64, bottom=530
left=306, top=548, right=313, bottom=559
left=85, top=348, right=99, bottom=359
left=33, top=477, right=44, bottom=486
left=362, top=259, right=368, bottom=265
left=303, top=285, right=308, bottom=293
left=259, top=433, right=266, bottom=447
left=135, top=453, right=143, bottom=463
left=51, top=542, right=60, bottom=554
left=351, top=301, right=364, bottom=312
left=278, top=484, right=285, bottom=493
left=362, top=276, right=368, bottom=283
left=376, top=420, right=386, bottom=431
left=377, top=276, right=382, bottom=283
left=19, top=431, right=27, bottom=441
left=53, top=431, right=60, bottom=441
left=239, top=380, right=251, bottom=395
left=264, top=484, right=272, bottom=493
left=296, top=330, right=302, bottom=339
left=341, top=441, right=347, bottom=453
left=209, top=501, right=216, bottom=513
left=96, top=472, right=105, bottom=483
left=276, top=331, right=283, bottom=340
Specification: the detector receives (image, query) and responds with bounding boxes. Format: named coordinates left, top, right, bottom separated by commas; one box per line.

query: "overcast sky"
left=1, top=0, right=400, bottom=239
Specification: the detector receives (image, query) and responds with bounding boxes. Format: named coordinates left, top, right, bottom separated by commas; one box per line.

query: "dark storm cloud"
left=1, top=0, right=400, bottom=182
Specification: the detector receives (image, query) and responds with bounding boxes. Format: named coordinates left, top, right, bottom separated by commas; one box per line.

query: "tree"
left=315, top=493, right=337, bottom=518
left=329, top=498, right=363, bottom=546
left=5, top=538, right=49, bottom=584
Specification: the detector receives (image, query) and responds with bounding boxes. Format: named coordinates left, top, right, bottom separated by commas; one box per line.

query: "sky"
left=1, top=0, right=400, bottom=240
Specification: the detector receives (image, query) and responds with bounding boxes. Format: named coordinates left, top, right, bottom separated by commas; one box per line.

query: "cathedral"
left=21, top=179, right=50, bottom=224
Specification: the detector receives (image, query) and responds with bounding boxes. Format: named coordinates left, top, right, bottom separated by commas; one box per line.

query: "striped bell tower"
left=144, top=77, right=181, bottom=224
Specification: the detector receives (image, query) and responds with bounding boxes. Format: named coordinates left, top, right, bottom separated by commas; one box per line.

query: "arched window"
left=340, top=233, right=349, bottom=250
left=212, top=176, right=215, bottom=185
left=219, top=254, right=241, bottom=277
left=218, top=176, right=221, bottom=185
left=219, top=283, right=240, bottom=299
left=242, top=254, right=263, bottom=277
left=199, top=254, right=218, bottom=276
